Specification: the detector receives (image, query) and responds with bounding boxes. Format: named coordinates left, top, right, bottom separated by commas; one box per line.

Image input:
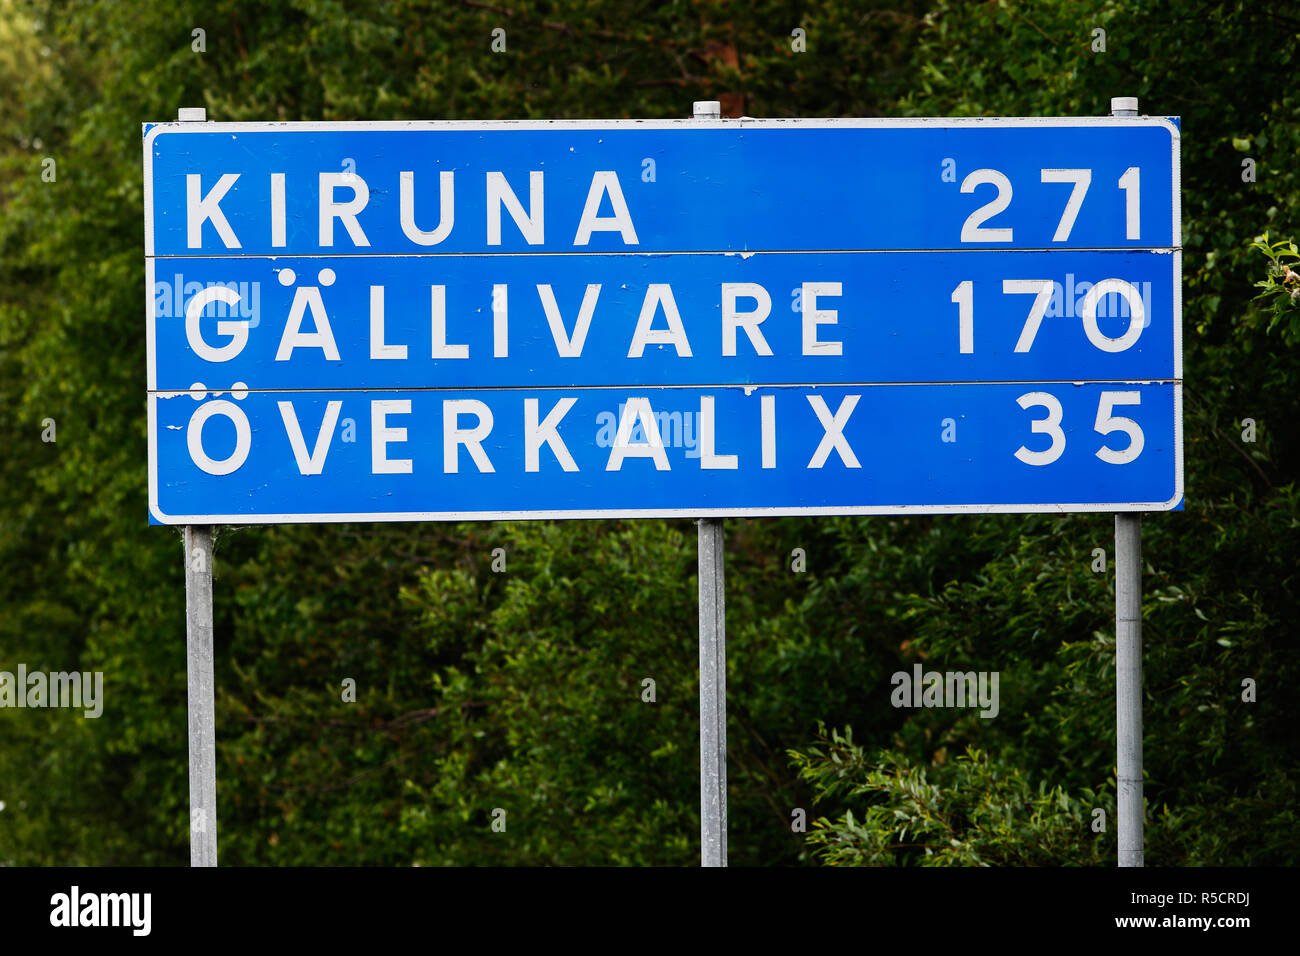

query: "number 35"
left=1015, top=391, right=1145, bottom=465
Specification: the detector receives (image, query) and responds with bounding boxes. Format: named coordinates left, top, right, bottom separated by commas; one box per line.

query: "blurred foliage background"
left=0, top=0, right=1295, bottom=865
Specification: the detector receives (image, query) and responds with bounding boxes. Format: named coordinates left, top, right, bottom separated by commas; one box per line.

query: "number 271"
left=960, top=167, right=1141, bottom=242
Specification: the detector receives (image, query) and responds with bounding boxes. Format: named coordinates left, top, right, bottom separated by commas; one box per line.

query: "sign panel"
left=144, top=118, right=1182, bottom=523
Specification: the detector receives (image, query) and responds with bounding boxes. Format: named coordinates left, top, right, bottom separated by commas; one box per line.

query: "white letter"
left=628, top=284, right=692, bottom=357
left=807, top=394, right=861, bottom=468
left=444, top=400, right=495, bottom=473
left=188, top=400, right=252, bottom=475
left=400, top=170, right=454, bottom=245
left=606, top=398, right=669, bottom=471
left=429, top=285, right=469, bottom=359
left=493, top=284, right=508, bottom=358
left=319, top=172, right=371, bottom=247
left=525, top=397, right=578, bottom=472
left=573, top=171, right=639, bottom=245
left=699, top=396, right=738, bottom=469
left=276, top=287, right=341, bottom=361
left=801, top=282, right=843, bottom=355
left=185, top=287, right=248, bottom=362
left=50, top=893, right=70, bottom=927
left=186, top=173, right=241, bottom=249
left=538, top=284, right=600, bottom=357
left=761, top=394, right=776, bottom=468
left=270, top=173, right=286, bottom=247
left=369, top=286, right=407, bottom=360
left=486, top=171, right=544, bottom=245
left=133, top=893, right=152, bottom=937
left=722, top=283, right=773, bottom=356
left=278, top=400, right=342, bottom=475
left=371, top=400, right=412, bottom=474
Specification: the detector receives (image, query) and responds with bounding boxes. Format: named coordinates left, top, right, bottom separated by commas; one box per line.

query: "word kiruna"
left=185, top=168, right=640, bottom=249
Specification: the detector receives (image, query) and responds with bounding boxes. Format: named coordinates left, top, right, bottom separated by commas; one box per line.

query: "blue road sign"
left=144, top=118, right=1182, bottom=523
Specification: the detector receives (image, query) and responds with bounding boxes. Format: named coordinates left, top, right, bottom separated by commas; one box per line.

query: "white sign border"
left=144, top=116, right=1182, bottom=524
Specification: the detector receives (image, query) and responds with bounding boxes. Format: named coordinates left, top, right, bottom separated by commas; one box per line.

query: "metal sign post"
left=184, top=523, right=218, bottom=866
left=697, top=515, right=727, bottom=867
left=1115, top=512, right=1143, bottom=866
left=180, top=107, right=219, bottom=868
left=693, top=102, right=728, bottom=869
left=1111, top=95, right=1146, bottom=869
